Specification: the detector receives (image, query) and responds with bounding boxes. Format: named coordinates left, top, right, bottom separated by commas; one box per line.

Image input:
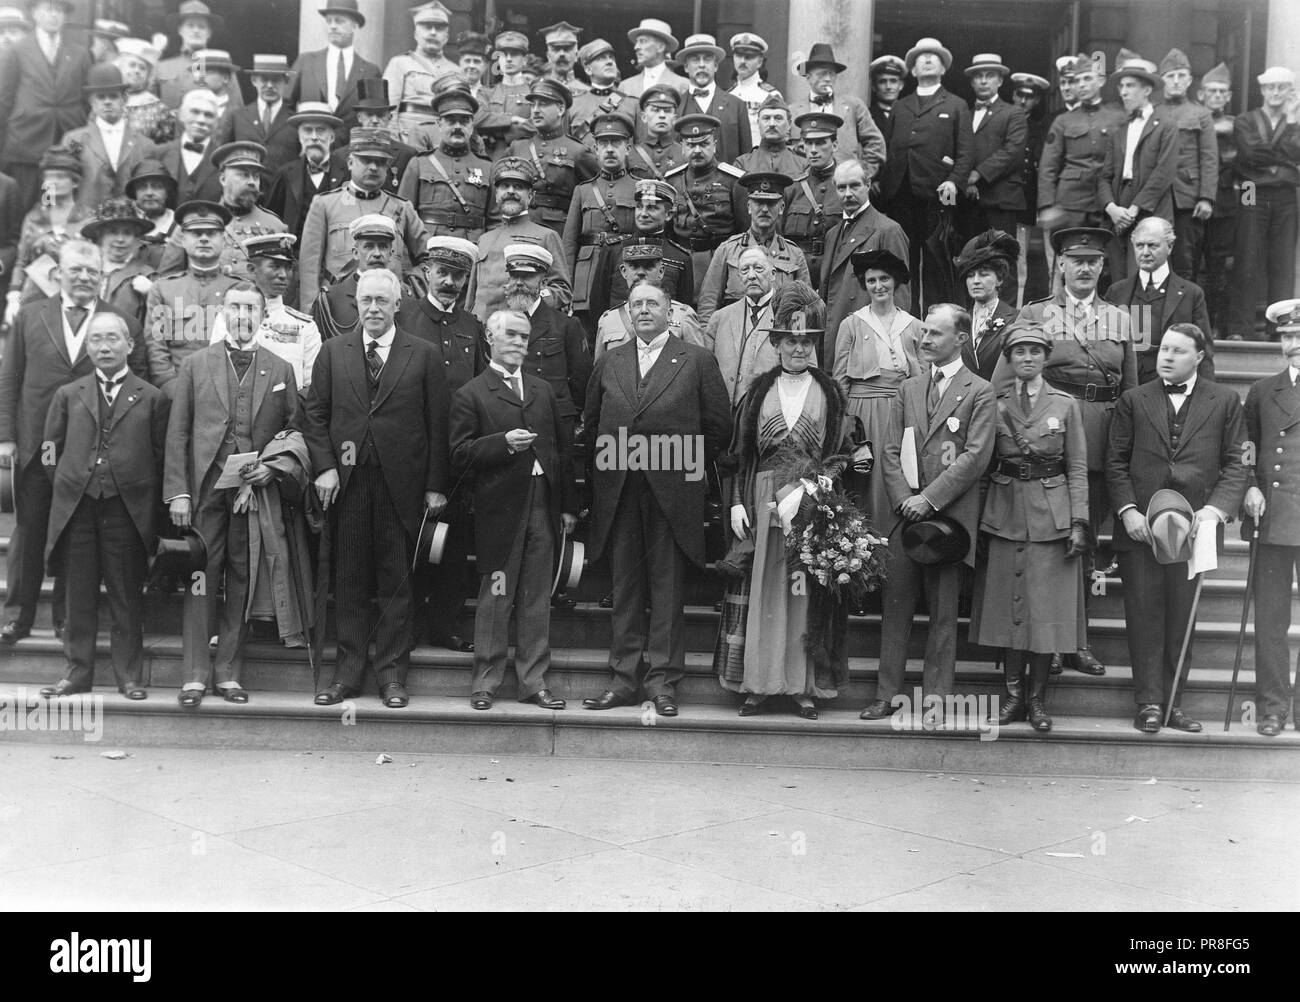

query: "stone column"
left=1265, top=0, right=1300, bottom=292
left=785, top=0, right=875, bottom=105
left=298, top=0, right=388, bottom=60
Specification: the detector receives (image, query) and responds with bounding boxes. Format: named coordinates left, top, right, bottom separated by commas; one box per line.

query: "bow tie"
left=226, top=342, right=255, bottom=358
left=811, top=93, right=833, bottom=105
left=1082, top=101, right=1101, bottom=110
left=1163, top=382, right=1188, bottom=395
left=183, top=140, right=205, bottom=154
left=1128, top=108, right=1146, bottom=122
left=691, top=87, right=711, bottom=99
left=975, top=100, right=994, bottom=111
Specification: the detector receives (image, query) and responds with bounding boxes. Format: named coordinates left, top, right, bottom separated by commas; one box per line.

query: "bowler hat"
left=82, top=62, right=127, bottom=95
left=318, top=1, right=365, bottom=28
left=1146, top=489, right=1195, bottom=565
left=151, top=531, right=208, bottom=577
left=125, top=158, right=176, bottom=198
left=411, top=510, right=450, bottom=571
left=552, top=528, right=585, bottom=595
left=902, top=516, right=970, bottom=566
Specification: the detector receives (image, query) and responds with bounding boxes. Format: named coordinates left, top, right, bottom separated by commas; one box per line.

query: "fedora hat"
left=1146, top=489, right=1195, bottom=565
left=552, top=527, right=585, bottom=596
left=904, top=37, right=953, bottom=72
left=627, top=18, right=678, bottom=52
left=318, top=0, right=365, bottom=27
left=798, top=42, right=846, bottom=75
left=1112, top=48, right=1161, bottom=89
left=902, top=515, right=970, bottom=566
left=411, top=509, right=450, bottom=570
left=81, top=197, right=153, bottom=242
left=167, top=1, right=224, bottom=34
left=151, top=531, right=208, bottom=577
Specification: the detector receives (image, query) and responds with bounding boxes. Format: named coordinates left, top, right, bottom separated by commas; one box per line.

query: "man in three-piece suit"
left=306, top=268, right=450, bottom=709
left=62, top=63, right=158, bottom=213
left=39, top=313, right=168, bottom=700
left=264, top=103, right=349, bottom=240
left=290, top=1, right=382, bottom=138
left=1105, top=217, right=1213, bottom=384
left=212, top=54, right=300, bottom=176
left=862, top=303, right=996, bottom=720
left=450, top=309, right=577, bottom=711
left=1107, top=322, right=1249, bottom=734
left=582, top=281, right=732, bottom=716
left=878, top=37, right=974, bottom=311
left=1097, top=53, right=1178, bottom=281
left=1242, top=301, right=1300, bottom=737
left=0, top=239, right=138, bottom=644
left=158, top=89, right=224, bottom=205
left=164, top=282, right=301, bottom=708
left=958, top=54, right=1028, bottom=253
left=786, top=44, right=886, bottom=173
left=818, top=160, right=910, bottom=362
left=676, top=34, right=752, bottom=165
left=705, top=245, right=781, bottom=407
left=0, top=0, right=93, bottom=210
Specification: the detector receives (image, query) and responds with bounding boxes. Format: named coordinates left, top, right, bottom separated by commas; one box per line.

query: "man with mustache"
left=569, top=38, right=638, bottom=146
left=735, top=94, right=804, bottom=178
left=382, top=1, right=458, bottom=147
left=310, top=212, right=399, bottom=335
left=329, top=79, right=420, bottom=197
left=61, top=63, right=158, bottom=214
left=782, top=111, right=845, bottom=281
left=727, top=33, right=781, bottom=145
left=400, top=87, right=491, bottom=242
left=677, top=33, right=752, bottom=164
left=265, top=103, right=349, bottom=240
left=606, top=178, right=693, bottom=309
left=506, top=78, right=598, bottom=236
left=787, top=43, right=885, bottom=173
left=539, top=21, right=587, bottom=98
left=594, top=242, right=704, bottom=361
left=467, top=156, right=570, bottom=322
left=665, top=114, right=749, bottom=295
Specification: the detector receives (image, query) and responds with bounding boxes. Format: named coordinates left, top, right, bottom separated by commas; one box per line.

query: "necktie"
left=511, top=373, right=523, bottom=400
left=1163, top=382, right=1187, bottom=395
left=65, top=305, right=88, bottom=332
left=927, top=369, right=945, bottom=416
left=366, top=340, right=384, bottom=385
left=184, top=139, right=205, bottom=154
left=335, top=49, right=347, bottom=102
left=1019, top=383, right=1032, bottom=417
left=261, top=104, right=272, bottom=131
left=227, top=342, right=255, bottom=380
left=100, top=374, right=125, bottom=406
left=748, top=300, right=762, bottom=328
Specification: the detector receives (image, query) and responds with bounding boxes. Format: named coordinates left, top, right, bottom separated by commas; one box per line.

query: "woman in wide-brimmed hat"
left=956, top=229, right=1020, bottom=380
left=5, top=146, right=91, bottom=316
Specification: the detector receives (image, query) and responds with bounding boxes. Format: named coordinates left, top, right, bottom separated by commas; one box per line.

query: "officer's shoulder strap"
left=663, top=163, right=689, bottom=179
left=716, top=161, right=745, bottom=178
left=284, top=305, right=312, bottom=321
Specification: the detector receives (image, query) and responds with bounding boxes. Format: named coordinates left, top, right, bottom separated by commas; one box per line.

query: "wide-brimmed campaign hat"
left=411, top=509, right=450, bottom=570
left=902, top=515, right=970, bottom=566
left=552, top=527, right=585, bottom=596
left=1146, top=489, right=1195, bottom=565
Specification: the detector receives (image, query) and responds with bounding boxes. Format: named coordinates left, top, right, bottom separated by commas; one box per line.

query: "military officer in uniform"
left=562, top=111, right=640, bottom=333
left=540, top=21, right=588, bottom=97
left=631, top=85, right=686, bottom=178
left=382, top=1, right=458, bottom=146
left=781, top=111, right=845, bottom=281
left=508, top=78, right=598, bottom=234
left=735, top=94, right=804, bottom=177
left=697, top=171, right=809, bottom=322
left=995, top=227, right=1136, bottom=677
left=666, top=114, right=749, bottom=294
left=146, top=200, right=240, bottom=387
left=468, top=156, right=571, bottom=322
left=329, top=78, right=422, bottom=197
left=606, top=179, right=693, bottom=308
left=1011, top=71, right=1053, bottom=303
left=400, top=87, right=491, bottom=243
left=1158, top=48, right=1218, bottom=280
left=477, top=30, right=534, bottom=159
left=311, top=212, right=399, bottom=336
left=569, top=38, right=638, bottom=145
left=727, top=33, right=781, bottom=144
left=299, top=127, right=429, bottom=309
left=595, top=243, right=705, bottom=360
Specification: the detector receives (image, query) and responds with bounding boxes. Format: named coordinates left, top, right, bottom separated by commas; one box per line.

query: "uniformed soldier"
left=299, top=127, right=430, bottom=308
left=399, top=88, right=492, bottom=242
left=1158, top=48, right=1218, bottom=280
left=727, top=32, right=780, bottom=144
left=697, top=171, right=809, bottom=322
left=310, top=212, right=399, bottom=336
left=209, top=232, right=322, bottom=392
left=508, top=78, right=598, bottom=234
left=1197, top=62, right=1237, bottom=335
left=735, top=93, right=805, bottom=177
left=477, top=30, right=535, bottom=159
left=569, top=38, right=639, bottom=145
left=868, top=54, right=907, bottom=146
left=631, top=85, right=686, bottom=177
left=157, top=141, right=289, bottom=279
left=469, top=156, right=571, bottom=322
left=1011, top=71, right=1053, bottom=303
left=594, top=243, right=705, bottom=361
left=993, top=226, right=1135, bottom=677
left=539, top=21, right=588, bottom=98
left=562, top=111, right=640, bottom=331
left=666, top=114, right=749, bottom=293
left=331, top=78, right=422, bottom=197
left=382, top=0, right=459, bottom=146
left=782, top=111, right=845, bottom=280
left=145, top=200, right=240, bottom=388
left=606, top=179, right=694, bottom=308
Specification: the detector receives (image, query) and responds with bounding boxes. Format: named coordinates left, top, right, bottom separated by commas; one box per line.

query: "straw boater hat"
left=678, top=33, right=725, bottom=62
left=965, top=53, right=1009, bottom=77
left=287, top=101, right=343, bottom=130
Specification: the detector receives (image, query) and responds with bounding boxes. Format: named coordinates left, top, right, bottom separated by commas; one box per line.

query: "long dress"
left=831, top=305, right=922, bottom=527
left=725, top=374, right=838, bottom=697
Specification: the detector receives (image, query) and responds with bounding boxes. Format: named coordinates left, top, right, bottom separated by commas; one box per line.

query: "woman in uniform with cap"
left=832, top=247, right=922, bottom=529
left=724, top=282, right=853, bottom=718
left=971, top=322, right=1090, bottom=731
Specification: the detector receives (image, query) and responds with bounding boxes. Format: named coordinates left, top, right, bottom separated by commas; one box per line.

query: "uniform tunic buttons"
left=1279, top=447, right=1284, bottom=454
left=1274, top=482, right=1281, bottom=488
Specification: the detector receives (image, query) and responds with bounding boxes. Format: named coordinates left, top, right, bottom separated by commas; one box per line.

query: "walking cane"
left=1164, top=572, right=1205, bottom=728
left=1224, top=522, right=1260, bottom=731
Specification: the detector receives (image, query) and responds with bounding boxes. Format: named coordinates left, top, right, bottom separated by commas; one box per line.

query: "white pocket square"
left=272, top=382, right=286, bottom=392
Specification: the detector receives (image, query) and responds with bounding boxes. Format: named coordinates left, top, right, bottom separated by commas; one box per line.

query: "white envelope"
left=1188, top=523, right=1218, bottom=578
left=901, top=427, right=920, bottom=490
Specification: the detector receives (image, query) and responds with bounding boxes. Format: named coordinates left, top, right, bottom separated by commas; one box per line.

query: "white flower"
left=131, top=275, right=153, bottom=296
left=837, top=572, right=850, bottom=584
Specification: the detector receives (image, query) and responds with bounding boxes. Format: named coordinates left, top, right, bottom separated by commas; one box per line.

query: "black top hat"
left=353, top=78, right=394, bottom=112
left=151, top=531, right=208, bottom=577
left=902, top=516, right=970, bottom=566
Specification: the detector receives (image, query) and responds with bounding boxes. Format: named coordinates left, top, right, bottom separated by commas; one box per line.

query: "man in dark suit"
left=290, top=1, right=382, bottom=138
left=450, top=309, right=577, bottom=710
left=62, top=63, right=159, bottom=213
left=959, top=54, right=1028, bottom=253
left=1107, top=322, right=1249, bottom=733
left=212, top=54, right=299, bottom=176
left=862, top=303, right=996, bottom=720
left=0, top=0, right=93, bottom=210
left=581, top=281, right=731, bottom=716
left=818, top=159, right=910, bottom=361
left=1105, top=217, right=1214, bottom=383
left=39, top=313, right=168, bottom=699
left=0, top=239, right=138, bottom=644
left=878, top=37, right=974, bottom=311
left=868, top=55, right=906, bottom=146
left=158, top=88, right=224, bottom=204
left=676, top=33, right=752, bottom=164
left=1098, top=52, right=1178, bottom=281
left=1243, top=301, right=1300, bottom=736
left=306, top=268, right=450, bottom=709
left=164, top=282, right=301, bottom=707
left=0, top=168, right=20, bottom=301
left=264, top=103, right=348, bottom=240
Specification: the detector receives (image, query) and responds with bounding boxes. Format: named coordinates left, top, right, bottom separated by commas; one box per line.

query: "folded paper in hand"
left=900, top=427, right=920, bottom=490
left=213, top=452, right=260, bottom=490
left=1188, top=522, right=1218, bottom=578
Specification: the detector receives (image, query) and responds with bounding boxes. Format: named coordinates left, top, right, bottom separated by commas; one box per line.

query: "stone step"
left=1, top=686, right=1292, bottom=781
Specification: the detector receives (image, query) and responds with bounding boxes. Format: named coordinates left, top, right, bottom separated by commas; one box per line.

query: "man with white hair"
left=265, top=103, right=349, bottom=239
left=1231, top=66, right=1300, bottom=340
left=158, top=88, right=224, bottom=204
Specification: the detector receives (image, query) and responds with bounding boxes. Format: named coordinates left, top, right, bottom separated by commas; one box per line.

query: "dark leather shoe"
left=524, top=688, right=565, bottom=710
left=795, top=699, right=818, bottom=720
left=1257, top=714, right=1283, bottom=737
left=470, top=691, right=493, bottom=710
left=432, top=634, right=474, bottom=653
left=582, top=689, right=627, bottom=710
left=380, top=682, right=409, bottom=708
left=738, top=696, right=764, bottom=717
left=1166, top=707, right=1202, bottom=732
left=652, top=695, right=678, bottom=717
left=859, top=698, right=892, bottom=720
left=598, top=594, right=613, bottom=609
left=1067, top=648, right=1105, bottom=676
left=0, top=621, right=30, bottom=644
left=39, top=679, right=90, bottom=698
left=178, top=688, right=204, bottom=708
left=218, top=686, right=249, bottom=704
left=1049, top=653, right=1063, bottom=675
left=119, top=683, right=147, bottom=700
left=1134, top=704, right=1162, bottom=733
left=314, top=683, right=359, bottom=706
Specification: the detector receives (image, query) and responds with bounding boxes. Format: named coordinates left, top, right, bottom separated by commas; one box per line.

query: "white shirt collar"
left=1166, top=371, right=1197, bottom=393
left=746, top=291, right=773, bottom=309
left=915, top=83, right=941, bottom=97
left=932, top=356, right=965, bottom=382
left=97, top=117, right=125, bottom=135
left=1131, top=103, right=1153, bottom=123
left=36, top=28, right=58, bottom=49
left=1141, top=262, right=1171, bottom=288
left=97, top=365, right=130, bottom=384
left=643, top=63, right=665, bottom=85
left=489, top=360, right=521, bottom=379
left=637, top=331, right=670, bottom=353
left=363, top=325, right=396, bottom=348
left=526, top=297, right=542, bottom=317
left=1017, top=375, right=1044, bottom=395
left=844, top=200, right=871, bottom=221
left=149, top=208, right=174, bottom=234
left=425, top=292, right=452, bottom=313
left=1065, top=289, right=1097, bottom=310
left=327, top=43, right=354, bottom=56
